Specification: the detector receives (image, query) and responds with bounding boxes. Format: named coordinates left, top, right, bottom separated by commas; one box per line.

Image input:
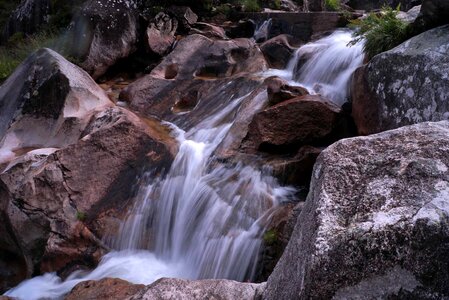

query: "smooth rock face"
left=130, top=278, right=266, bottom=300
left=351, top=25, right=449, bottom=135
left=65, top=278, right=145, bottom=300
left=0, top=107, right=174, bottom=290
left=150, top=34, right=268, bottom=80
left=1, top=0, right=51, bottom=43
left=121, top=75, right=264, bottom=130
left=61, top=0, right=138, bottom=79
left=0, top=48, right=112, bottom=167
left=146, top=12, right=178, bottom=56
left=265, top=121, right=449, bottom=299
left=242, top=95, right=349, bottom=153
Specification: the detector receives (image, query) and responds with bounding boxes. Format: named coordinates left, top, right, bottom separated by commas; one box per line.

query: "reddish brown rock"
left=150, top=34, right=267, bottom=80
left=242, top=95, right=350, bottom=153
left=0, top=107, right=175, bottom=289
left=260, top=35, right=302, bottom=69
left=189, top=22, right=227, bottom=40
left=265, top=76, right=309, bottom=106
left=146, top=12, right=178, bottom=56
left=65, top=278, right=145, bottom=300
left=351, top=65, right=381, bottom=135
left=120, top=75, right=264, bottom=130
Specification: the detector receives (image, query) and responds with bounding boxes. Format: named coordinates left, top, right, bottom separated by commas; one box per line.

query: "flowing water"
left=4, top=29, right=364, bottom=300
left=264, top=29, right=364, bottom=106
left=5, top=90, right=295, bottom=300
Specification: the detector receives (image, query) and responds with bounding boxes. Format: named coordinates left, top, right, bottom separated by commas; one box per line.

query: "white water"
left=263, top=29, right=365, bottom=106
left=4, top=29, right=364, bottom=300
left=5, top=92, right=295, bottom=300
left=253, top=18, right=272, bottom=42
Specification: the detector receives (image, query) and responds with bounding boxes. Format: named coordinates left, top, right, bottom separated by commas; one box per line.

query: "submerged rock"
left=0, top=107, right=174, bottom=290
left=61, top=0, right=139, bottom=79
left=265, top=121, right=449, bottom=299
left=0, top=48, right=112, bottom=167
left=351, top=25, right=449, bottom=135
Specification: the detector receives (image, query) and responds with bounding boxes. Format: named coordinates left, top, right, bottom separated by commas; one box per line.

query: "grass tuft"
left=350, top=6, right=411, bottom=60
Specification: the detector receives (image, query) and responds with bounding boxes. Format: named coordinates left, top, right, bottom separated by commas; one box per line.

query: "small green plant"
left=350, top=6, right=411, bottom=60
left=325, top=0, right=340, bottom=11
left=0, top=30, right=59, bottom=82
left=242, top=0, right=261, bottom=12
left=263, top=229, right=278, bottom=245
left=76, top=210, right=87, bottom=221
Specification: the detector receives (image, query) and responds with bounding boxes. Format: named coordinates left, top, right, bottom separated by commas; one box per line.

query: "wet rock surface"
left=265, top=121, right=449, bottom=299
left=352, top=25, right=449, bottom=135
left=260, top=35, right=301, bottom=69
left=149, top=34, right=267, bottom=81
left=242, top=95, right=353, bottom=153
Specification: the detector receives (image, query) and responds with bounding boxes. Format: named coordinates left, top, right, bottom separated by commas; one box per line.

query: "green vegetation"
left=263, top=229, right=278, bottom=245
left=242, top=0, right=261, bottom=11
left=76, top=210, right=87, bottom=221
left=350, top=6, right=411, bottom=60
left=0, top=30, right=59, bottom=82
left=325, top=0, right=340, bottom=11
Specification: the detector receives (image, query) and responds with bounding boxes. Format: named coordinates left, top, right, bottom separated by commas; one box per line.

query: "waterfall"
left=263, top=29, right=365, bottom=106
left=4, top=29, right=365, bottom=300
left=5, top=88, right=295, bottom=300
left=253, top=18, right=272, bottom=42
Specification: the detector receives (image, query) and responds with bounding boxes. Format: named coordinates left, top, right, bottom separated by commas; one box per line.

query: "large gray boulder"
left=265, top=121, right=449, bottom=299
left=0, top=48, right=112, bottom=168
left=61, top=0, right=139, bottom=79
left=130, top=278, right=265, bottom=300
left=351, top=25, right=449, bottom=135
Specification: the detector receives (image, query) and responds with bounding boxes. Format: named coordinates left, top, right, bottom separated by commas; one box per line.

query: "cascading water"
left=5, top=89, right=295, bottom=300
left=4, top=28, right=364, bottom=300
left=264, top=29, right=365, bottom=106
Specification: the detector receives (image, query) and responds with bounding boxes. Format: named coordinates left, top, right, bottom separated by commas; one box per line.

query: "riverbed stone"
left=351, top=25, right=449, bottom=135
left=265, top=121, right=449, bottom=299
left=0, top=107, right=174, bottom=290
